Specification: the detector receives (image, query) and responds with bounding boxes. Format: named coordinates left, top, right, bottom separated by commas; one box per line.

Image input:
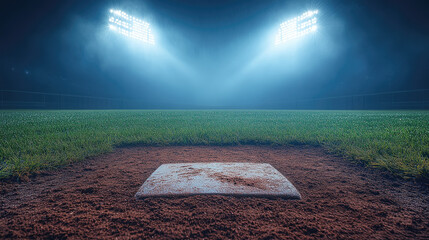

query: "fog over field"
left=1, top=0, right=428, bottom=108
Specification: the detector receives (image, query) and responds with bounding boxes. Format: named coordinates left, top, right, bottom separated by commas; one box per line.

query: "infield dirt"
left=1, top=146, right=428, bottom=239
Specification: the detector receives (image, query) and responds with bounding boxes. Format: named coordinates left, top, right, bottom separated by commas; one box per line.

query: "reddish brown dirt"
left=1, top=146, right=428, bottom=239
left=209, top=172, right=269, bottom=190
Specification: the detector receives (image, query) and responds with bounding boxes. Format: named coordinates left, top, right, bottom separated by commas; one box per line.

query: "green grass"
left=1, top=110, right=428, bottom=181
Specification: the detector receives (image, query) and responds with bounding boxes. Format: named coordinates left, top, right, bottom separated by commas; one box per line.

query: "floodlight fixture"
left=275, top=10, right=319, bottom=45
left=108, top=9, right=155, bottom=45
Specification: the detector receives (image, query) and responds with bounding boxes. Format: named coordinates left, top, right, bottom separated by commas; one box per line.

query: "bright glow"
left=108, top=9, right=155, bottom=45
left=275, top=10, right=319, bottom=45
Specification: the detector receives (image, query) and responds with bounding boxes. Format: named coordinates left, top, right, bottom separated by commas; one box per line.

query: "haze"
left=1, top=0, right=428, bottom=109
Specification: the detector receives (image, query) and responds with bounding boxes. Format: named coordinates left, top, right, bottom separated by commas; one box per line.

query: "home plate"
left=135, top=163, right=301, bottom=199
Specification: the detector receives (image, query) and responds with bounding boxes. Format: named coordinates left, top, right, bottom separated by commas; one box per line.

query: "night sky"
left=1, top=0, right=428, bottom=108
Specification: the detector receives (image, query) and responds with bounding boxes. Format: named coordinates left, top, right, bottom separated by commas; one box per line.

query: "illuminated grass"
left=0, top=110, right=428, bottom=181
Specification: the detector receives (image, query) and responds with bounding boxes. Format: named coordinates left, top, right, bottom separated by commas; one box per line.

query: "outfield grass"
left=0, top=110, right=428, bottom=181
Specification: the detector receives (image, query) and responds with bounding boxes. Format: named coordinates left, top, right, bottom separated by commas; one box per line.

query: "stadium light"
left=108, top=9, right=155, bottom=45
left=275, top=10, right=319, bottom=45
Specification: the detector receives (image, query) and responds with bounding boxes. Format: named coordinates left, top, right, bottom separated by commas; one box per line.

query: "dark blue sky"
left=1, top=0, right=428, bottom=108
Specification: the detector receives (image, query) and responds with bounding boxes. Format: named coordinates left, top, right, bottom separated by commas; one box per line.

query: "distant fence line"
left=0, top=90, right=127, bottom=109
left=0, top=89, right=429, bottom=110
left=287, top=89, right=429, bottom=110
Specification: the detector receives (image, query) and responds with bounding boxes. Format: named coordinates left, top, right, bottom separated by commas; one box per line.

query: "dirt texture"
left=1, top=146, right=428, bottom=239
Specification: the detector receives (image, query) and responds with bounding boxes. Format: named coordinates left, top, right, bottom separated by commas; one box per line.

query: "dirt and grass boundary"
left=1, top=145, right=428, bottom=239
left=1, top=110, right=428, bottom=181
